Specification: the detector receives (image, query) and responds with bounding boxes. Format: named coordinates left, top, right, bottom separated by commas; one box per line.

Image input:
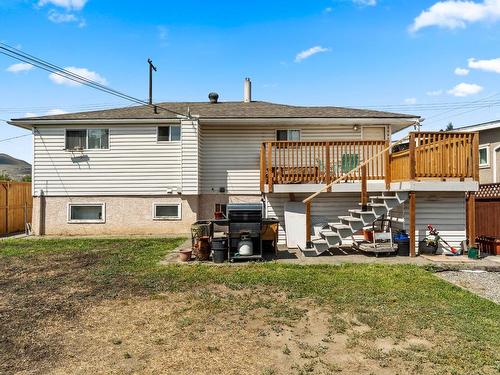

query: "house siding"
left=199, top=124, right=373, bottom=195
left=33, top=124, right=183, bottom=196
left=266, top=193, right=361, bottom=244
left=478, top=128, right=500, bottom=184
left=389, top=191, right=466, bottom=250
left=267, top=192, right=467, bottom=249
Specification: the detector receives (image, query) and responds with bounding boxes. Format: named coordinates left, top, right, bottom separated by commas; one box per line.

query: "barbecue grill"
left=227, top=203, right=264, bottom=261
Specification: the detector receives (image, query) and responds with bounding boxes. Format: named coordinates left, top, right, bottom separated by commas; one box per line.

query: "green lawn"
left=1, top=237, right=499, bottom=375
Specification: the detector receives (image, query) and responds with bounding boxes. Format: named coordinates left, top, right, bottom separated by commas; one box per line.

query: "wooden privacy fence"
left=261, top=140, right=388, bottom=191
left=474, top=183, right=500, bottom=238
left=0, top=182, right=32, bottom=236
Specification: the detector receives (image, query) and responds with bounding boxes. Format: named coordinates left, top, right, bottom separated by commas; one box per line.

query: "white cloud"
left=404, top=98, right=417, bottom=104
left=38, top=0, right=87, bottom=11
left=47, top=9, right=85, bottom=26
left=426, top=89, right=444, bottom=96
left=468, top=57, right=500, bottom=73
left=24, top=109, right=67, bottom=117
left=45, top=108, right=67, bottom=115
left=6, top=62, right=34, bottom=73
left=410, top=0, right=500, bottom=32
left=353, top=0, right=377, bottom=5
left=49, top=66, right=107, bottom=87
left=447, top=82, right=483, bottom=96
left=295, top=46, right=331, bottom=63
left=454, top=67, right=470, bottom=75
left=324, top=7, right=333, bottom=13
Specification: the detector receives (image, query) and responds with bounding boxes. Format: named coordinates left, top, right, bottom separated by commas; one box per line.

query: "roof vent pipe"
left=208, top=92, right=219, bottom=104
left=244, top=77, right=252, bottom=103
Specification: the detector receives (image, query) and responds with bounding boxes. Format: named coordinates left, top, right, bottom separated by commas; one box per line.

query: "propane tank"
left=238, top=235, right=253, bottom=256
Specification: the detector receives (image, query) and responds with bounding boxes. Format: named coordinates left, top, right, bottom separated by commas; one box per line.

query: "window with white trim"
left=276, top=129, right=300, bottom=141
left=65, top=129, right=109, bottom=150
left=157, top=126, right=181, bottom=142
left=153, top=203, right=182, bottom=220
left=68, top=204, right=105, bottom=223
left=479, top=146, right=489, bottom=167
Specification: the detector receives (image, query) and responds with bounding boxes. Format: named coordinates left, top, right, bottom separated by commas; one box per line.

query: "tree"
left=440, top=122, right=454, bottom=132
left=21, top=175, right=32, bottom=182
left=0, top=172, right=12, bottom=181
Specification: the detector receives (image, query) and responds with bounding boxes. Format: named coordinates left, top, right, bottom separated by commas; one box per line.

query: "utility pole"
left=148, top=58, right=157, bottom=105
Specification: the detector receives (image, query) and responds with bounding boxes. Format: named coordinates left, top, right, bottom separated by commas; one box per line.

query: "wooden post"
left=1, top=183, right=7, bottom=235
left=472, top=132, right=479, bottom=182
left=361, top=164, right=368, bottom=211
left=467, top=192, right=476, bottom=247
left=24, top=202, right=28, bottom=235
left=306, top=201, right=311, bottom=247
left=267, top=143, right=273, bottom=193
left=260, top=143, right=266, bottom=193
left=409, top=133, right=416, bottom=180
left=409, top=191, right=416, bottom=257
left=325, top=143, right=331, bottom=192
left=384, top=140, right=391, bottom=190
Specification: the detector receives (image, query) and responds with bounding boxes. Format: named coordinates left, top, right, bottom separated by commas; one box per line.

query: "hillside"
left=0, top=153, right=31, bottom=181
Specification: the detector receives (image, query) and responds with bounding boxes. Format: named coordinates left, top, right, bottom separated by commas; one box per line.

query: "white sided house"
left=10, top=79, right=480, bottom=255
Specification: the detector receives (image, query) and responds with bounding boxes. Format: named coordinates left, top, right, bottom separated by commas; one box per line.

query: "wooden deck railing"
left=260, top=140, right=388, bottom=192
left=390, top=132, right=479, bottom=181
left=260, top=132, right=479, bottom=192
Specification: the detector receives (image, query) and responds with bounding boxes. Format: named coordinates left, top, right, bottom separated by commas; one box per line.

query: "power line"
left=0, top=42, right=188, bottom=118
left=0, top=133, right=31, bottom=143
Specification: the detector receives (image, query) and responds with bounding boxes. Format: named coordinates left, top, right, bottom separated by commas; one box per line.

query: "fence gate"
left=0, top=182, right=33, bottom=236
left=475, top=183, right=500, bottom=238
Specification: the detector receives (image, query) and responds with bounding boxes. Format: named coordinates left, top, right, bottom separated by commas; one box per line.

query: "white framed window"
left=157, top=125, right=181, bottom=142
left=479, top=145, right=489, bottom=168
left=276, top=129, right=300, bottom=141
left=67, top=203, right=105, bottom=223
left=65, top=129, right=109, bottom=150
left=153, top=203, right=182, bottom=220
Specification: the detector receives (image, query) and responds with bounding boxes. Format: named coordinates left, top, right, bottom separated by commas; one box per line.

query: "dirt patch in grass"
left=42, top=287, right=439, bottom=375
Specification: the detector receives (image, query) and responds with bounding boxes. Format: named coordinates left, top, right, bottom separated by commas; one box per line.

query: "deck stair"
left=300, top=191, right=408, bottom=257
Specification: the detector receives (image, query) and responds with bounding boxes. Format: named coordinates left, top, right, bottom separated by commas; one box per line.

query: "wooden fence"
left=474, top=183, right=500, bottom=238
left=0, top=182, right=32, bottom=236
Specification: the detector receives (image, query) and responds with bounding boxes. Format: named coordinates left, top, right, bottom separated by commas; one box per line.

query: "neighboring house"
left=456, top=120, right=500, bottom=184
left=9, top=79, right=479, bottom=254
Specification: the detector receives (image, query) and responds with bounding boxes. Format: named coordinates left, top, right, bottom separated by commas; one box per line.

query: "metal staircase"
left=300, top=191, right=408, bottom=257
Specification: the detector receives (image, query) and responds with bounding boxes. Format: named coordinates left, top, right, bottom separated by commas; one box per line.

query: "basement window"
left=276, top=129, right=300, bottom=141
left=68, top=204, right=105, bottom=223
left=153, top=203, right=182, bottom=220
left=157, top=126, right=181, bottom=142
left=65, top=129, right=109, bottom=150
left=479, top=146, right=489, bottom=167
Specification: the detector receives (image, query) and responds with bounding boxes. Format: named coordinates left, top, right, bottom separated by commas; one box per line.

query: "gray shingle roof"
left=13, top=101, right=418, bottom=121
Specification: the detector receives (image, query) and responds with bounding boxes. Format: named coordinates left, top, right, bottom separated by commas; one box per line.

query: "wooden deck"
left=260, top=132, right=479, bottom=192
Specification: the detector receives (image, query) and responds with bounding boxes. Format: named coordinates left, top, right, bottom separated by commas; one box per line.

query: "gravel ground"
left=437, top=271, right=500, bottom=304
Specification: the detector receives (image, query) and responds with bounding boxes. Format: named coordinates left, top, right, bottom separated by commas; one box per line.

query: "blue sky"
left=1, top=0, right=500, bottom=163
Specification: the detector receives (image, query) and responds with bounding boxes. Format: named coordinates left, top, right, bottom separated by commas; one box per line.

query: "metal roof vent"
left=208, top=92, right=219, bottom=104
